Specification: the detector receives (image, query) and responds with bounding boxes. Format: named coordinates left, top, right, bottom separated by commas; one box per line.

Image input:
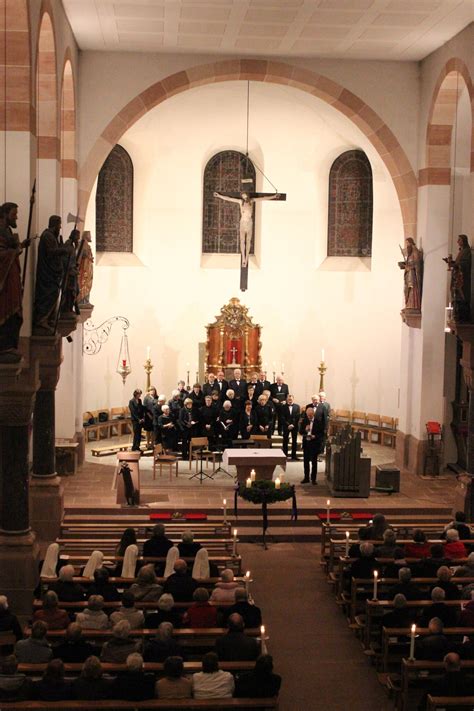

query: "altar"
left=223, top=448, right=287, bottom=482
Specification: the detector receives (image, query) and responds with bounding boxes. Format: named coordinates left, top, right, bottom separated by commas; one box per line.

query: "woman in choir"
left=240, top=400, right=257, bottom=439
left=143, top=386, right=158, bottom=449
left=158, top=405, right=177, bottom=453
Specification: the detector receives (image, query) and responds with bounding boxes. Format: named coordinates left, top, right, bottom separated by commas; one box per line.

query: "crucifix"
left=214, top=189, right=286, bottom=291
left=230, top=345, right=238, bottom=364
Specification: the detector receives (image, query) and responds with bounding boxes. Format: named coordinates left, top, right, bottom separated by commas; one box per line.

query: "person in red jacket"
left=444, top=529, right=468, bottom=560
left=33, top=591, right=70, bottom=630
left=405, top=529, right=431, bottom=559
left=182, top=588, right=218, bottom=628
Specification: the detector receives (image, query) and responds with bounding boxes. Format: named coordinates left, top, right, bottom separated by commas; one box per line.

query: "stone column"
left=0, top=357, right=41, bottom=616
left=452, top=325, right=474, bottom=518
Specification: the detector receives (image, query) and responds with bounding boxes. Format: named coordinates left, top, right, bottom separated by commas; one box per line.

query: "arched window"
left=327, top=150, right=373, bottom=257
left=96, top=145, right=133, bottom=252
left=203, top=150, right=256, bottom=254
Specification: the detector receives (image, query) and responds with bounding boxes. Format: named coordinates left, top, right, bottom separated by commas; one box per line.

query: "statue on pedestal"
left=60, top=229, right=80, bottom=316
left=398, top=237, right=423, bottom=311
left=33, top=216, right=69, bottom=335
left=443, top=234, right=472, bottom=323
left=78, top=230, right=94, bottom=305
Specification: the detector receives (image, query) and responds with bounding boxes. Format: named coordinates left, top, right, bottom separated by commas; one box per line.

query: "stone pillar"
left=30, top=335, right=64, bottom=542
left=452, top=325, right=474, bottom=519
left=0, top=357, right=41, bottom=617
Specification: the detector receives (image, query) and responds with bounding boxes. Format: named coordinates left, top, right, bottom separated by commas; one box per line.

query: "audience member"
left=88, top=567, right=121, bottom=602
left=14, top=621, right=52, bottom=664
left=348, top=527, right=370, bottom=558
left=442, top=512, right=472, bottom=542
left=39, top=543, right=60, bottom=579
left=419, top=588, right=457, bottom=628
left=376, top=529, right=403, bottom=558
left=415, top=618, right=450, bottom=661
left=419, top=652, right=474, bottom=711
left=405, top=530, right=431, bottom=559
left=456, top=551, right=474, bottom=578
left=215, top=613, right=259, bottom=661
left=192, top=547, right=211, bottom=580
left=100, top=620, right=140, bottom=663
left=0, top=596, right=22, bottom=640
left=382, top=549, right=409, bottom=579
left=380, top=594, right=412, bottom=628
left=164, top=559, right=198, bottom=602
left=164, top=546, right=180, bottom=578
left=183, top=588, right=218, bottom=628
left=366, top=514, right=389, bottom=540
left=115, top=528, right=138, bottom=576
left=129, top=564, right=163, bottom=602
left=51, top=564, right=84, bottom=602
left=347, top=542, right=377, bottom=581
left=431, top=566, right=460, bottom=600
left=143, top=622, right=183, bottom=663
left=210, top=569, right=240, bottom=603
left=33, top=590, right=69, bottom=630
left=111, top=652, right=155, bottom=701
left=110, top=590, right=145, bottom=628
left=155, top=655, right=192, bottom=699
left=71, top=655, right=113, bottom=700
left=444, top=529, right=468, bottom=560
left=53, top=623, right=97, bottom=663
left=416, top=544, right=450, bottom=577
left=121, top=544, right=139, bottom=578
left=391, top=567, right=423, bottom=601
left=459, top=592, right=474, bottom=628
left=177, top=531, right=202, bottom=559
left=76, top=595, right=109, bottom=630
left=192, top=651, right=235, bottom=699
left=143, top=524, right=174, bottom=560
left=82, top=550, right=104, bottom=579
left=223, top=588, right=263, bottom=629
left=0, top=655, right=32, bottom=701
left=33, top=659, right=72, bottom=701
left=235, top=654, right=282, bottom=699
left=144, top=593, right=183, bottom=629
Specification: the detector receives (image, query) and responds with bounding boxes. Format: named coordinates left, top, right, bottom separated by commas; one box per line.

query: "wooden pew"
left=381, top=627, right=474, bottom=672
left=32, top=600, right=234, bottom=612
left=16, top=661, right=256, bottom=675
left=427, top=695, right=474, bottom=710
left=23, top=626, right=261, bottom=645
left=45, top=555, right=243, bottom=576
left=0, top=699, right=279, bottom=710
left=400, top=659, right=474, bottom=711
left=39, top=575, right=240, bottom=590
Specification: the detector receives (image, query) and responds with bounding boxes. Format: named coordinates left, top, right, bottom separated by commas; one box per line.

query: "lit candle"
left=373, top=570, right=378, bottom=600
left=233, top=528, right=237, bottom=556
left=146, top=345, right=150, bottom=360
left=345, top=531, right=350, bottom=557
left=223, top=498, right=227, bottom=525
left=245, top=570, right=250, bottom=596
left=409, top=623, right=416, bottom=660
left=186, top=362, right=190, bottom=369
left=246, top=477, right=251, bottom=488
left=326, top=499, right=331, bottom=524
left=260, top=624, right=265, bottom=636
left=321, top=348, right=325, bottom=362
left=260, top=624, right=268, bottom=654
left=250, top=469, right=256, bottom=482
left=275, top=477, right=281, bottom=489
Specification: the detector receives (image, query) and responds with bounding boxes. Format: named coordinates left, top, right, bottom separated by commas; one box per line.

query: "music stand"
left=189, top=446, right=214, bottom=484
left=213, top=441, right=232, bottom=478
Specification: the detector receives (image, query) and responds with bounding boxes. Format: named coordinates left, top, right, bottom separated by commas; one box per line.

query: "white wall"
left=82, top=81, right=403, bottom=415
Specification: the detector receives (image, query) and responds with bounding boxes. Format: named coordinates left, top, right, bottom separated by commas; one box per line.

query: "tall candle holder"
left=144, top=357, right=153, bottom=390
left=195, top=370, right=199, bottom=384
left=186, top=369, right=190, bottom=389
left=318, top=360, right=327, bottom=392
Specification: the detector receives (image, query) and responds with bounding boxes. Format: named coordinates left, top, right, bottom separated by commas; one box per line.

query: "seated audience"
left=143, top=523, right=174, bottom=559
left=382, top=549, right=409, bottom=579
left=215, top=613, right=259, bottom=661
left=111, top=652, right=155, bottom=701
left=82, top=550, right=104, bottom=579
left=347, top=542, right=377, bottom=581
left=0, top=655, right=33, bottom=701
left=177, top=530, right=202, bottom=559
left=380, top=594, right=412, bottom=629
left=71, top=655, right=113, bottom=700
left=144, top=593, right=183, bottom=629
left=88, top=567, right=121, bottom=602
left=115, top=527, right=138, bottom=564
left=235, top=654, right=282, bottom=699
left=155, top=655, right=192, bottom=699
left=419, top=652, right=474, bottom=711
left=14, top=621, right=52, bottom=664
left=76, top=595, right=110, bottom=630
left=192, top=651, right=235, bottom=699
left=39, top=543, right=60, bottom=579
left=0, top=595, right=22, bottom=640
left=121, top=543, right=139, bottom=578
left=442, top=511, right=472, bottom=542
left=143, top=622, right=183, bottom=663
left=419, top=587, right=458, bottom=628
left=348, top=527, right=370, bottom=558
left=391, top=567, right=423, bottom=601
left=431, top=566, right=460, bottom=600
left=33, top=659, right=72, bottom=701
left=51, top=564, right=84, bottom=602
left=100, top=620, right=140, bottom=663
left=129, top=564, right=163, bottom=602
left=416, top=544, right=450, bottom=577
left=366, top=513, right=389, bottom=540
left=223, top=588, right=263, bottom=629
left=183, top=587, right=218, bottom=628
left=459, top=592, right=474, bottom=628
left=192, top=548, right=211, bottom=580
left=444, top=529, right=468, bottom=560
left=376, top=529, right=403, bottom=558
left=163, top=559, right=198, bottom=602
left=33, top=590, right=69, bottom=630
left=210, top=569, right=240, bottom=603
left=53, top=623, right=97, bottom=663
left=405, top=530, right=431, bottom=559
left=455, top=551, right=474, bottom=578
left=415, top=618, right=451, bottom=661
left=110, top=590, right=145, bottom=628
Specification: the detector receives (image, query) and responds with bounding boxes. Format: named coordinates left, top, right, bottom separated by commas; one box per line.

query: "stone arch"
left=60, top=55, right=76, bottom=179
left=78, top=59, right=418, bottom=238
left=420, top=58, right=473, bottom=186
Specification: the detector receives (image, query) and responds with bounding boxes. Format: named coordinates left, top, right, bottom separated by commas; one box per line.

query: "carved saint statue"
left=443, top=234, right=472, bottom=322
left=33, top=215, right=69, bottom=334
left=398, top=237, right=423, bottom=311
left=213, top=191, right=279, bottom=268
left=78, top=230, right=94, bottom=304
left=61, top=228, right=80, bottom=316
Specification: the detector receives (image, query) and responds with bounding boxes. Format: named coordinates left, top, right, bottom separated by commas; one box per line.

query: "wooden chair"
left=380, top=415, right=397, bottom=447
left=329, top=409, right=351, bottom=435
left=351, top=411, right=368, bottom=440
left=153, top=444, right=178, bottom=480
left=366, top=413, right=381, bottom=443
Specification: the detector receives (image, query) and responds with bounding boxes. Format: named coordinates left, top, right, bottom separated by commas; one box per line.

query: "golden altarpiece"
left=205, top=298, right=261, bottom=379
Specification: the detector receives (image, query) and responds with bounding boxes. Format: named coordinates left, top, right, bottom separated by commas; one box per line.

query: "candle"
left=245, top=570, right=250, bottom=596
left=260, top=624, right=265, bottom=636
left=146, top=345, right=150, bottom=360
left=345, top=531, right=350, bottom=557
left=260, top=624, right=268, bottom=654
left=246, top=477, right=251, bottom=488
left=223, top=498, right=227, bottom=525
left=275, top=477, right=281, bottom=489
left=250, top=469, right=256, bottom=482
left=321, top=348, right=325, bottom=362
left=409, top=624, right=416, bottom=660
left=186, top=362, right=190, bottom=368
left=233, top=528, right=237, bottom=556
left=373, top=570, right=378, bottom=600
left=326, top=499, right=331, bottom=524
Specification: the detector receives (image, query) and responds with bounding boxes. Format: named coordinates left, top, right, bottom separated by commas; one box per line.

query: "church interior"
left=0, top=1, right=473, bottom=709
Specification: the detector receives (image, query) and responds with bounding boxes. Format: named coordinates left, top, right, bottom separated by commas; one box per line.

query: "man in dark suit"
left=215, top=369, right=228, bottom=402
left=202, top=372, right=217, bottom=397
left=129, top=389, right=144, bottom=451
left=228, top=368, right=247, bottom=410
left=281, top=394, right=300, bottom=460
left=215, top=614, right=259, bottom=662
left=255, top=371, right=271, bottom=398
left=299, top=404, right=328, bottom=484
left=270, top=376, right=289, bottom=434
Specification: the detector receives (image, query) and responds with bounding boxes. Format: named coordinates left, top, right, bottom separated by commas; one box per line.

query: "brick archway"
left=60, top=56, right=76, bottom=179
left=79, top=59, right=418, bottom=237
left=0, top=1, right=31, bottom=134
left=420, top=58, right=473, bottom=187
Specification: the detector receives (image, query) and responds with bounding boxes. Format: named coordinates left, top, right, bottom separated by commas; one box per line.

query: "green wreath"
left=238, top=480, right=293, bottom=504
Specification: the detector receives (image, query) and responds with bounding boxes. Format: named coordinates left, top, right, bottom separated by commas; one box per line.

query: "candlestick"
left=326, top=499, right=331, bottom=524
left=409, top=624, right=416, bottom=660
left=144, top=355, right=154, bottom=391
left=259, top=624, right=269, bottom=655
left=373, top=570, right=378, bottom=601
left=318, top=359, right=327, bottom=393
left=245, top=570, right=251, bottom=596
left=232, top=528, right=238, bottom=557
left=250, top=469, right=256, bottom=482
left=246, top=477, right=251, bottom=488
left=195, top=371, right=199, bottom=383
left=223, top=499, right=227, bottom=525
left=275, top=477, right=281, bottom=489
left=345, top=531, right=350, bottom=557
